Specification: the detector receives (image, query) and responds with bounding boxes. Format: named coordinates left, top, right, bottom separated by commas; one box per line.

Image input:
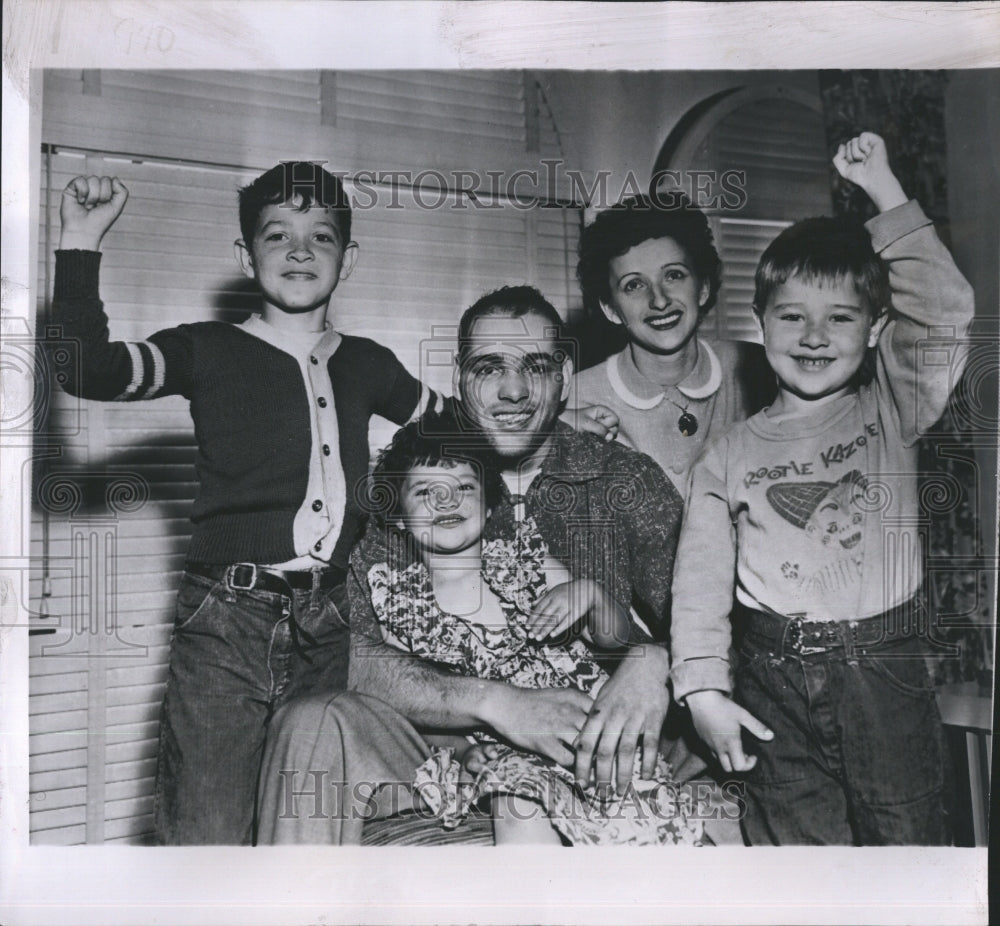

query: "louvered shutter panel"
left=32, top=70, right=580, bottom=844
left=711, top=218, right=792, bottom=342
left=657, top=92, right=831, bottom=343
left=29, top=150, right=95, bottom=845
left=96, top=70, right=323, bottom=121
left=32, top=150, right=233, bottom=845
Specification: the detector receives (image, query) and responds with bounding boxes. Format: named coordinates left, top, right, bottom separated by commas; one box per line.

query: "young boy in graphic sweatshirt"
left=670, top=133, right=974, bottom=845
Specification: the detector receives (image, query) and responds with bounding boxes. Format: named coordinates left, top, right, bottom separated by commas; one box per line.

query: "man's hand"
left=686, top=689, right=773, bottom=773
left=833, top=133, right=907, bottom=214
left=573, top=645, right=671, bottom=794
left=561, top=404, right=619, bottom=441
left=480, top=684, right=593, bottom=769
left=60, top=175, right=129, bottom=251
left=526, top=579, right=596, bottom=643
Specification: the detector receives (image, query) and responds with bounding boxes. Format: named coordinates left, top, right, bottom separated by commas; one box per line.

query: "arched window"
left=654, top=85, right=831, bottom=341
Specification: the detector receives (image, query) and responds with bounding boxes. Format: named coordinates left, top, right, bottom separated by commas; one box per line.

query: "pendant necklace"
left=612, top=349, right=704, bottom=436
left=663, top=393, right=698, bottom=436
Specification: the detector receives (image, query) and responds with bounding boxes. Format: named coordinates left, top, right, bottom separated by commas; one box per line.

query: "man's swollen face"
left=455, top=311, right=572, bottom=462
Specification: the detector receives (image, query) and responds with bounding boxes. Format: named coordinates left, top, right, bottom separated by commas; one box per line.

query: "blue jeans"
left=735, top=602, right=949, bottom=845
left=153, top=568, right=350, bottom=845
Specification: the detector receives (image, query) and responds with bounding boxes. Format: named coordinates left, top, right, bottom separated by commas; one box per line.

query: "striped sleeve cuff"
left=411, top=383, right=444, bottom=422
left=114, top=340, right=169, bottom=400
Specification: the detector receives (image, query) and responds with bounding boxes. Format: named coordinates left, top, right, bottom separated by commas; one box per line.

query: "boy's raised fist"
left=832, top=132, right=907, bottom=212
left=833, top=132, right=892, bottom=182
left=60, top=175, right=129, bottom=250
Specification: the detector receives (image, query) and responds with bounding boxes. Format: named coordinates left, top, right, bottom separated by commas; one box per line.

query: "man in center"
left=257, top=285, right=689, bottom=844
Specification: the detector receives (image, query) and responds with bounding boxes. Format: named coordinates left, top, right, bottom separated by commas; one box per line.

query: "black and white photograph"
left=1, top=2, right=995, bottom=923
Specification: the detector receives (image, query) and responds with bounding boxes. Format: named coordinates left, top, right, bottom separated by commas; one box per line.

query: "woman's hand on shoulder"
left=561, top=404, right=620, bottom=441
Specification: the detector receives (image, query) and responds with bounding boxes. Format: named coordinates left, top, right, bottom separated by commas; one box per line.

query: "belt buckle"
left=787, top=619, right=827, bottom=656
left=228, top=563, right=258, bottom=591
left=786, top=619, right=804, bottom=654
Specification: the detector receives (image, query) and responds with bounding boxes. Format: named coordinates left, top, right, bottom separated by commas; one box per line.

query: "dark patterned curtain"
left=819, top=70, right=993, bottom=687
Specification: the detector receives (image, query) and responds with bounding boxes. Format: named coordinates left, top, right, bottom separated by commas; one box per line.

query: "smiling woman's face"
left=602, top=236, right=709, bottom=357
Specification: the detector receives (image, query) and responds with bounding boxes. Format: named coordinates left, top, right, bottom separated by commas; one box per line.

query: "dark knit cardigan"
left=51, top=250, right=434, bottom=569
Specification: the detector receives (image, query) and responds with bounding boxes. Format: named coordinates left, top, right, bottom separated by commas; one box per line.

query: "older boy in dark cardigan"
left=52, top=163, right=443, bottom=844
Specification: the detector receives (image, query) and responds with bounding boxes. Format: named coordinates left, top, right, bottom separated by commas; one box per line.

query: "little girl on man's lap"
left=364, top=411, right=704, bottom=845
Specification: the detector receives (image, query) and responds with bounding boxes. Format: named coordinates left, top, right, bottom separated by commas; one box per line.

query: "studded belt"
left=739, top=595, right=926, bottom=658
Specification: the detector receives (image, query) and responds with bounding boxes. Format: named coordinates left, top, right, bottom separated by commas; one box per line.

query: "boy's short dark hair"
left=456, top=285, right=563, bottom=364
left=238, top=161, right=352, bottom=247
left=577, top=194, right=722, bottom=315
left=368, top=409, right=505, bottom=522
left=753, top=215, right=891, bottom=318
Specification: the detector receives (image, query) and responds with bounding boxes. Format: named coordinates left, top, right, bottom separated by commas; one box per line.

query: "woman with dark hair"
left=572, top=195, right=772, bottom=497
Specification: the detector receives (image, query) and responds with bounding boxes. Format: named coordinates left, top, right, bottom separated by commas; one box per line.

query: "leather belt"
left=187, top=561, right=347, bottom=596
left=739, top=595, right=926, bottom=658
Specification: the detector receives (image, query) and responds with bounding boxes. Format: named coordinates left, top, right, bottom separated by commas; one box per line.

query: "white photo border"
left=2, top=3, right=995, bottom=924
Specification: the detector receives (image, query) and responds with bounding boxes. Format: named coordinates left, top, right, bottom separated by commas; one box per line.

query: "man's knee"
left=270, top=689, right=376, bottom=736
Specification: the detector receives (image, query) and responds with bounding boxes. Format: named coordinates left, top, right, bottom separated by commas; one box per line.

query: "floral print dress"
left=367, top=518, right=703, bottom=846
